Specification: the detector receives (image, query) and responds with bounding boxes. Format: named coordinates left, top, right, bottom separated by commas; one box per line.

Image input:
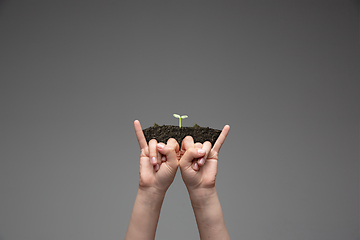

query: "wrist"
left=137, top=186, right=166, bottom=203
left=187, top=187, right=218, bottom=208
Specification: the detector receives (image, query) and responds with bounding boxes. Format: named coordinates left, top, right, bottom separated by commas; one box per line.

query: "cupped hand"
left=179, top=125, right=230, bottom=191
left=134, top=120, right=180, bottom=193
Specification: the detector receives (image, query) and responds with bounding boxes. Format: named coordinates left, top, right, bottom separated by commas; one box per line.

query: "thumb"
left=180, top=148, right=206, bottom=169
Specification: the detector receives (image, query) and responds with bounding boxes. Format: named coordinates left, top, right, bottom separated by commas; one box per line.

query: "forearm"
left=188, top=187, right=230, bottom=240
left=124, top=187, right=166, bottom=240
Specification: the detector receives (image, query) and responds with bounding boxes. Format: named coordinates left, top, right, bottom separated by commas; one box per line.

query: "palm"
left=198, top=151, right=219, bottom=187
left=134, top=120, right=179, bottom=192
left=180, top=150, right=218, bottom=189
left=139, top=148, right=178, bottom=191
left=180, top=125, right=230, bottom=190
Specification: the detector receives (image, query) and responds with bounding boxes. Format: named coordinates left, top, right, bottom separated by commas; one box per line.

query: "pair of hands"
left=134, top=120, right=230, bottom=194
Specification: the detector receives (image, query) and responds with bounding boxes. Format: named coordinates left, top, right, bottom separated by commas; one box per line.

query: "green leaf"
left=181, top=115, right=188, bottom=119
left=173, top=114, right=180, bottom=118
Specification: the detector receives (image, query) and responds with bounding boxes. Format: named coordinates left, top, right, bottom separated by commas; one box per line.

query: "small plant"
left=173, top=114, right=188, bottom=128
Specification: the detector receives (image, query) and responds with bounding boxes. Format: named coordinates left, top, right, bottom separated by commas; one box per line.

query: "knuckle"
left=167, top=137, right=177, bottom=143
left=149, top=138, right=157, bottom=144
left=183, top=136, right=194, bottom=142
left=166, top=138, right=178, bottom=149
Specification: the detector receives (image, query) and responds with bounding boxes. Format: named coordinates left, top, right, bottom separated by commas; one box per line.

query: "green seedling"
left=173, top=114, right=188, bottom=128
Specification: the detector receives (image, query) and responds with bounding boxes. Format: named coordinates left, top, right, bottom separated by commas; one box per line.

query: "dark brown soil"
left=142, top=124, right=221, bottom=146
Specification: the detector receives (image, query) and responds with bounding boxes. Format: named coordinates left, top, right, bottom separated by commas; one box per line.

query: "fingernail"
left=193, top=162, right=199, bottom=171
left=198, top=149, right=205, bottom=154
left=151, top=157, right=157, bottom=165
left=157, top=143, right=165, bottom=149
left=162, top=156, right=166, bottom=162
left=154, top=163, right=160, bottom=171
left=199, top=158, right=205, bottom=165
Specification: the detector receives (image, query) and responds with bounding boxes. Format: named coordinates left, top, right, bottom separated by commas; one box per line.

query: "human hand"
left=179, top=125, right=230, bottom=192
left=127, top=122, right=230, bottom=240
left=134, top=120, right=180, bottom=193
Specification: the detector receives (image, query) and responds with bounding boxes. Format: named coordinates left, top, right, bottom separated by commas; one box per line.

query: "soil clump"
left=142, top=124, right=221, bottom=146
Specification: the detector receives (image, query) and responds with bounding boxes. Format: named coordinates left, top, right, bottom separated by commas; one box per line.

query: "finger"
left=212, top=125, right=230, bottom=153
left=194, top=142, right=203, bottom=167
left=193, top=162, right=199, bottom=171
left=198, top=141, right=212, bottom=166
left=134, top=120, right=147, bottom=150
left=149, top=139, right=158, bottom=165
left=157, top=146, right=162, bottom=165
left=194, top=142, right=202, bottom=149
left=157, top=138, right=179, bottom=169
left=154, top=163, right=160, bottom=171
left=181, top=136, right=194, bottom=157
left=181, top=136, right=194, bottom=152
left=166, top=138, right=180, bottom=154
left=180, top=147, right=206, bottom=169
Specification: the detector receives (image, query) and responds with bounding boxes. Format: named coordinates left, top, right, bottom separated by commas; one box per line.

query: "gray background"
left=0, top=1, right=359, bottom=239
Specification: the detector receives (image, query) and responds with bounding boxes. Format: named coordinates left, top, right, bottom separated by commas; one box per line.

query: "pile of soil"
left=142, top=124, right=221, bottom=146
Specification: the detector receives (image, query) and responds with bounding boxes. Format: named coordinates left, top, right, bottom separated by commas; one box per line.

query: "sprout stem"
left=173, top=114, right=188, bottom=128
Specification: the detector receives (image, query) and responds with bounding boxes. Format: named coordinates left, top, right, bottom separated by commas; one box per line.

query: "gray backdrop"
left=0, top=1, right=359, bottom=240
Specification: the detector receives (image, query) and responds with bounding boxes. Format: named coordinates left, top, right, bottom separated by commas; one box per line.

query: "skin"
left=179, top=128, right=231, bottom=240
left=124, top=120, right=230, bottom=240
